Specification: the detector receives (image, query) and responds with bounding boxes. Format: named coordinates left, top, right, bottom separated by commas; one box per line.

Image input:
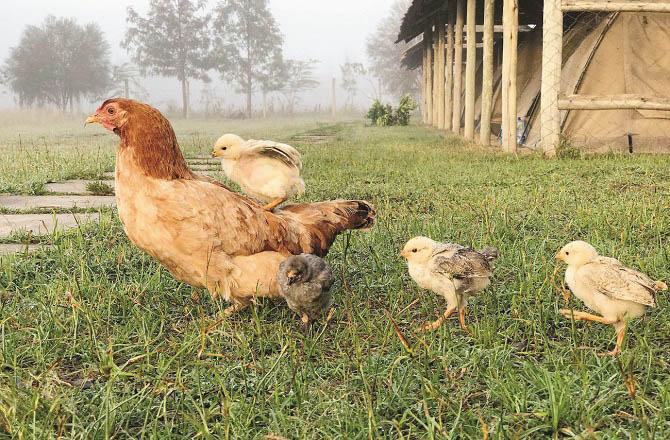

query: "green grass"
left=1, top=112, right=669, bottom=438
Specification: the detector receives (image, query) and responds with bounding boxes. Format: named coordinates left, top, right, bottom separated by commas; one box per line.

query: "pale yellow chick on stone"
left=212, top=134, right=305, bottom=211
left=555, top=240, right=667, bottom=356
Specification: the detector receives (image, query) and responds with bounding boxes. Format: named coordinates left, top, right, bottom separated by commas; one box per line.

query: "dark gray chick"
left=277, top=254, right=335, bottom=324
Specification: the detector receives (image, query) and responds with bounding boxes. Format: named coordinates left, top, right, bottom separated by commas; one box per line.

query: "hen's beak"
left=84, top=114, right=101, bottom=127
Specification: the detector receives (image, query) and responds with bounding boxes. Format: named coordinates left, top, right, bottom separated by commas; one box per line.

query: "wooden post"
left=445, top=5, right=455, bottom=132
left=480, top=0, right=495, bottom=145
left=501, top=0, right=518, bottom=153
left=464, top=0, right=477, bottom=140
left=425, top=25, right=434, bottom=125
left=452, top=0, right=465, bottom=133
left=541, top=0, right=563, bottom=157
left=436, top=16, right=446, bottom=130
left=421, top=33, right=428, bottom=124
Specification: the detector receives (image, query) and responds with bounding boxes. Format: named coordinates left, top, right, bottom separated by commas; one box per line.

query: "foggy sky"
left=0, top=0, right=395, bottom=111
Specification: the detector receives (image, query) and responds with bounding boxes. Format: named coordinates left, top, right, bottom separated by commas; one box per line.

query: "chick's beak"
left=286, top=270, right=298, bottom=284
left=84, top=114, right=101, bottom=127
left=554, top=251, right=562, bottom=261
left=399, top=250, right=407, bottom=258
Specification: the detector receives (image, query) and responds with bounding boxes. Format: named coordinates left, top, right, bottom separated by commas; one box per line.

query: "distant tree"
left=213, top=0, right=283, bottom=118
left=340, top=62, right=366, bottom=110
left=366, top=0, right=420, bottom=98
left=279, top=59, right=320, bottom=115
left=122, top=0, right=212, bottom=118
left=108, top=62, right=147, bottom=100
left=259, top=51, right=286, bottom=117
left=2, top=16, right=111, bottom=111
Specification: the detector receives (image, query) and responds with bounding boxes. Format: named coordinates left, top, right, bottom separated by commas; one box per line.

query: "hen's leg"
left=419, top=306, right=456, bottom=332
left=223, top=302, right=248, bottom=316
left=559, top=309, right=616, bottom=324
left=262, top=197, right=286, bottom=211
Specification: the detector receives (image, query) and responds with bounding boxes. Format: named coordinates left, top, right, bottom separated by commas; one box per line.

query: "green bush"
left=366, top=94, right=417, bottom=127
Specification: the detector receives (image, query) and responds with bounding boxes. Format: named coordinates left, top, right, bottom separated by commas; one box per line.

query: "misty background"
left=0, top=0, right=419, bottom=116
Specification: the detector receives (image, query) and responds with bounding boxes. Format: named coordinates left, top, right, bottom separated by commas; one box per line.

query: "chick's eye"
left=412, top=248, right=417, bottom=253
left=222, top=147, right=227, bottom=150
left=565, top=251, right=570, bottom=255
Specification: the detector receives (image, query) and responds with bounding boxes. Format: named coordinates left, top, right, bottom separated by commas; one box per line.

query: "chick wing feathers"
left=430, top=245, right=494, bottom=280
left=579, top=257, right=659, bottom=307
left=244, top=140, right=302, bottom=170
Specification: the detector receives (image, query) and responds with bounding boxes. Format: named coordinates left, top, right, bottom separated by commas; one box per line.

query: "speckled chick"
left=277, top=254, right=334, bottom=324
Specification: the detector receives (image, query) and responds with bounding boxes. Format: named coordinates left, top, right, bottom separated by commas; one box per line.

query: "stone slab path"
left=0, top=243, right=53, bottom=256
left=45, top=180, right=116, bottom=195
left=0, top=213, right=100, bottom=237
left=0, top=195, right=116, bottom=211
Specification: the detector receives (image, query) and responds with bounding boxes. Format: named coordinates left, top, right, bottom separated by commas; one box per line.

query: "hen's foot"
left=223, top=303, right=248, bottom=316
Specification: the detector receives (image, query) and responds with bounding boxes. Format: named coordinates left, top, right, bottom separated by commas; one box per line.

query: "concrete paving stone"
left=0, top=243, right=54, bottom=256
left=45, top=180, right=116, bottom=195
left=0, top=195, right=116, bottom=211
left=0, top=213, right=100, bottom=238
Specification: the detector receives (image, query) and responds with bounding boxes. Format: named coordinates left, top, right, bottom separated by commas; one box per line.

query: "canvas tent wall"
left=511, top=12, right=670, bottom=152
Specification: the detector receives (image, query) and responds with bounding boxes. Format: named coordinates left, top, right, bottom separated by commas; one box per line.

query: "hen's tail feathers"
left=655, top=280, right=668, bottom=291
left=479, top=247, right=499, bottom=261
left=279, top=200, right=376, bottom=256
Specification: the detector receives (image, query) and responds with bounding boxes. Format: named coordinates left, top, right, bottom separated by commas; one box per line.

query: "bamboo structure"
left=464, top=0, right=477, bottom=140
left=452, top=0, right=465, bottom=133
left=559, top=94, right=670, bottom=110
left=540, top=0, right=563, bottom=156
left=563, top=1, right=670, bottom=12
left=445, top=6, right=455, bottom=132
left=480, top=0, right=495, bottom=145
left=425, top=24, right=434, bottom=125
left=501, top=0, right=518, bottom=153
left=435, top=20, right=446, bottom=129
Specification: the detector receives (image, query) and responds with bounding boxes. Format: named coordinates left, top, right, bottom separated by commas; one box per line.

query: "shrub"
left=366, top=94, right=417, bottom=127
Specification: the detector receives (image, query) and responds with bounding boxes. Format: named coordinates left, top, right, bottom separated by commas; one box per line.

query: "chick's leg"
left=420, top=306, right=456, bottom=332
left=606, top=322, right=626, bottom=357
left=559, top=309, right=617, bottom=324
left=262, top=198, right=287, bottom=211
left=301, top=313, right=310, bottom=325
left=458, top=305, right=472, bottom=335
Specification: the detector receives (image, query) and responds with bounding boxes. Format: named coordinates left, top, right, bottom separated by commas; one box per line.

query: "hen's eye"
left=107, top=107, right=115, bottom=115
left=412, top=248, right=417, bottom=253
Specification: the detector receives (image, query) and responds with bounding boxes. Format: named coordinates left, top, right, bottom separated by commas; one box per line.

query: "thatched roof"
left=396, top=0, right=545, bottom=43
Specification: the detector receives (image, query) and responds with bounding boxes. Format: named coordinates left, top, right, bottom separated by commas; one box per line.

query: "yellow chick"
left=401, top=237, right=498, bottom=332
left=555, top=240, right=667, bottom=356
left=212, top=134, right=305, bottom=211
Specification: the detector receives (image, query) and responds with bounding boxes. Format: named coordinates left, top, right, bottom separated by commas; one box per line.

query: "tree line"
left=2, top=0, right=417, bottom=118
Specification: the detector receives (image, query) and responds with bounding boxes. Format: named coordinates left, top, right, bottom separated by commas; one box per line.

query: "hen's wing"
left=430, top=246, right=493, bottom=280
left=244, top=140, right=302, bottom=170
left=166, top=179, right=374, bottom=258
left=579, top=257, right=658, bottom=307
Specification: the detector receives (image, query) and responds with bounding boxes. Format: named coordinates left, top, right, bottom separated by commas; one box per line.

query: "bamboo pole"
left=559, top=94, right=670, bottom=110
left=501, top=0, right=518, bottom=153
left=464, top=0, right=477, bottom=140
left=563, top=1, right=670, bottom=12
left=425, top=25, right=434, bottom=125
left=436, top=17, right=446, bottom=130
left=445, top=5, right=455, bottom=131
left=541, top=0, right=563, bottom=157
left=480, top=0, right=495, bottom=145
left=422, top=33, right=428, bottom=123
left=452, top=0, right=465, bottom=133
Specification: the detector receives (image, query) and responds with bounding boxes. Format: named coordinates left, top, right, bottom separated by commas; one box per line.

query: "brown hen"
left=85, top=99, right=375, bottom=313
